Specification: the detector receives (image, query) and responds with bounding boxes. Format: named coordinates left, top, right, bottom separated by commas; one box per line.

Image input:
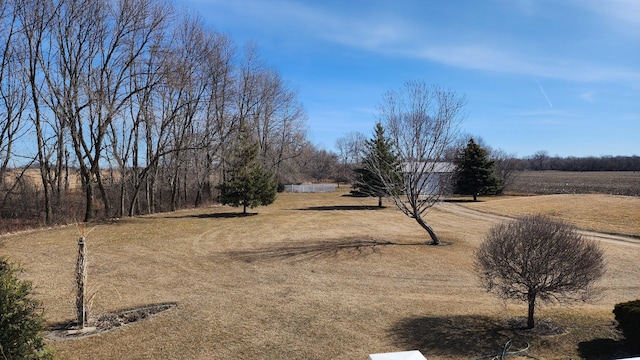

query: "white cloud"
left=580, top=92, right=595, bottom=103
left=568, top=0, right=640, bottom=38
left=191, top=0, right=640, bottom=85
left=403, top=43, right=640, bottom=84
left=194, top=0, right=414, bottom=48
left=579, top=0, right=640, bottom=25
left=272, top=2, right=640, bottom=85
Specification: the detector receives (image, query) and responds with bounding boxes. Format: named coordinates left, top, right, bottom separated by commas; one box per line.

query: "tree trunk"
left=415, top=215, right=439, bottom=245
left=378, top=196, right=382, bottom=208
left=473, top=193, right=478, bottom=202
left=84, top=181, right=94, bottom=223
left=94, top=169, right=110, bottom=219
left=527, top=292, right=536, bottom=329
left=119, top=180, right=126, bottom=217
left=75, top=237, right=87, bottom=328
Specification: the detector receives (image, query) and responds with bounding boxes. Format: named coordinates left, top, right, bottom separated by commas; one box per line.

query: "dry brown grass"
left=1, top=189, right=638, bottom=359
left=458, top=194, right=640, bottom=237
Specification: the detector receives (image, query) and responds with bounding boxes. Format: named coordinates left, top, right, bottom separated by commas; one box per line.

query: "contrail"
left=535, top=78, right=553, bottom=108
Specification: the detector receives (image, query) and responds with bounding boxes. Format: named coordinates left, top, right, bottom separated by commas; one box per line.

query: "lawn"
left=458, top=194, right=640, bottom=237
left=1, top=189, right=638, bottom=359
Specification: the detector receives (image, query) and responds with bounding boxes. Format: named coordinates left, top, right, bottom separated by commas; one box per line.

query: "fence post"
left=75, top=237, right=86, bottom=328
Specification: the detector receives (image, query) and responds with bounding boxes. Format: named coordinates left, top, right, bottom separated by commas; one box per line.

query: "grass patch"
left=0, top=189, right=638, bottom=359
left=459, top=194, right=640, bottom=237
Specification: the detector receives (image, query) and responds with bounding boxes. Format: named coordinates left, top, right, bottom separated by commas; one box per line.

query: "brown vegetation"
left=476, top=214, right=605, bottom=329
left=459, top=194, right=640, bottom=238
left=0, top=189, right=638, bottom=359
left=506, top=171, right=640, bottom=196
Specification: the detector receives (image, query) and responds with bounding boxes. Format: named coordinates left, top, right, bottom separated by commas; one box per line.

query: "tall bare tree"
left=192, top=31, right=236, bottom=206
left=250, top=68, right=307, bottom=180
left=107, top=0, right=171, bottom=216
left=375, top=80, right=465, bottom=245
left=335, top=131, right=365, bottom=185
left=0, top=1, right=27, bottom=185
left=1, top=0, right=310, bottom=225
left=123, top=7, right=174, bottom=216
left=14, top=0, right=59, bottom=224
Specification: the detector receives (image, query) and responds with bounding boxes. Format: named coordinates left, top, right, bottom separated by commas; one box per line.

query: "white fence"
left=284, top=184, right=336, bottom=193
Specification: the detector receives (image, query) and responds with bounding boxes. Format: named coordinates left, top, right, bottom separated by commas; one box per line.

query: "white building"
left=402, top=161, right=455, bottom=195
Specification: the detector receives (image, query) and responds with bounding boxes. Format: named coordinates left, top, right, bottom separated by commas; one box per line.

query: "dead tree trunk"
left=75, top=237, right=87, bottom=328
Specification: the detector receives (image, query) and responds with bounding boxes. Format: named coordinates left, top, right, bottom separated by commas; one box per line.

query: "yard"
left=1, top=189, right=638, bottom=359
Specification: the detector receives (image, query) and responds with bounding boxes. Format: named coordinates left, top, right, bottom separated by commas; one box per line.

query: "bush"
left=613, top=300, right=640, bottom=350
left=0, top=257, right=53, bottom=359
left=475, top=214, right=605, bottom=329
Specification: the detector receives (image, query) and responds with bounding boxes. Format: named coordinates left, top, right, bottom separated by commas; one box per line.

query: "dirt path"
left=436, top=202, right=640, bottom=248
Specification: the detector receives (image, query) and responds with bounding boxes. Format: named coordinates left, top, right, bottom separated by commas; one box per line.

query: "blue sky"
left=181, top=0, right=639, bottom=157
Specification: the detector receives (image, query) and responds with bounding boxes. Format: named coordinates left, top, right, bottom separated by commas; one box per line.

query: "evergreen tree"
left=218, top=127, right=277, bottom=214
left=0, top=257, right=53, bottom=359
left=453, top=138, right=501, bottom=201
left=352, top=123, right=403, bottom=207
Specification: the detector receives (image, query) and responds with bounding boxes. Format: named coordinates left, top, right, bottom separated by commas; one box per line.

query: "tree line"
left=1, top=0, right=636, bottom=231
left=337, top=138, right=639, bottom=188
left=0, top=0, right=322, bottom=226
left=520, top=151, right=640, bottom=172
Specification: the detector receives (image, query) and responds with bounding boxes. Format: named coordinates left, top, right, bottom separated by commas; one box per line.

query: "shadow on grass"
left=166, top=212, right=258, bottom=219
left=297, top=205, right=387, bottom=211
left=228, top=236, right=415, bottom=262
left=578, top=338, right=635, bottom=360
left=443, top=199, right=482, bottom=203
left=388, top=315, right=528, bottom=358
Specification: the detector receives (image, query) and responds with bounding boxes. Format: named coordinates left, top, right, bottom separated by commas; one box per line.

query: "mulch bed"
left=48, top=302, right=177, bottom=340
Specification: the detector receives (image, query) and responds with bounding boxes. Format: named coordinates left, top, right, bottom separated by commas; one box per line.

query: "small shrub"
left=475, top=214, right=605, bottom=329
left=0, top=257, right=53, bottom=359
left=613, top=300, right=640, bottom=350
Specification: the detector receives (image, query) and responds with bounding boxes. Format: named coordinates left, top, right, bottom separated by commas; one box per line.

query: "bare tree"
left=295, top=145, right=339, bottom=183
left=1, top=0, right=311, bottom=225
left=335, top=131, right=365, bottom=186
left=0, top=0, right=27, bottom=185
left=375, top=81, right=465, bottom=245
left=123, top=7, right=174, bottom=216
left=106, top=0, right=171, bottom=216
left=490, top=148, right=518, bottom=194
left=266, top=96, right=306, bottom=184
left=192, top=31, right=236, bottom=207
left=475, top=214, right=605, bottom=329
left=254, top=71, right=307, bottom=182
left=14, top=0, right=59, bottom=224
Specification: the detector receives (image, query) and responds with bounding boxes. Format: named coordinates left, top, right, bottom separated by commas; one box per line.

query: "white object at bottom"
left=369, top=350, right=426, bottom=360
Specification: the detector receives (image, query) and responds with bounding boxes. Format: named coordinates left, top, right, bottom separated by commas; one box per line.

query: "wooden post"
left=75, top=237, right=86, bottom=328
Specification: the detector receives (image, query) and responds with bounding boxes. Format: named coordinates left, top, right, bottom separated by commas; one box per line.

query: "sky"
left=181, top=0, right=639, bottom=157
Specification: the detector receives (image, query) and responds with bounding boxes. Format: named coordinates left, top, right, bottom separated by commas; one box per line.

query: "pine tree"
left=352, top=123, right=403, bottom=207
left=0, top=257, right=53, bottom=359
left=453, top=138, right=501, bottom=201
left=218, top=127, right=277, bottom=214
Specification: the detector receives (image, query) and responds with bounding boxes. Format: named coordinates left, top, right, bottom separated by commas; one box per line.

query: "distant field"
left=506, top=171, right=640, bottom=196
left=1, top=190, right=638, bottom=359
